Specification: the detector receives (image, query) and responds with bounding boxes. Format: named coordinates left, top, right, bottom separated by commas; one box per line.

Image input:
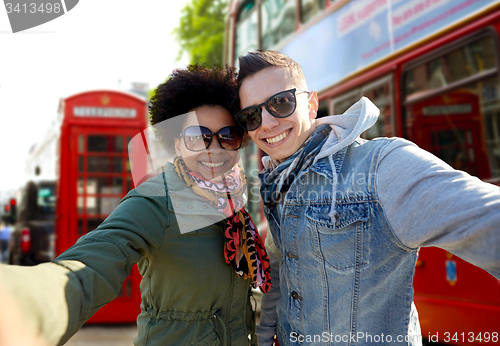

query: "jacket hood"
left=312, top=97, right=379, bottom=222
left=313, top=96, right=379, bottom=165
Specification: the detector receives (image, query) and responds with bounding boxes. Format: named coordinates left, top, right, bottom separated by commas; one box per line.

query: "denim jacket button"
left=291, top=291, right=302, bottom=300
left=286, top=251, right=297, bottom=259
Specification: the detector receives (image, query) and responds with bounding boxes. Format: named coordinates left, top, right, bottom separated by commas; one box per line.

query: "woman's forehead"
left=182, top=105, right=235, bottom=129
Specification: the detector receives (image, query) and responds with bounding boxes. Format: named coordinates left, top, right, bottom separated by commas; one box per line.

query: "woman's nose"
left=206, top=135, right=223, bottom=150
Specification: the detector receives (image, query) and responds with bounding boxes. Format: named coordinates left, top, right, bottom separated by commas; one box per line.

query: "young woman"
left=0, top=65, right=270, bottom=346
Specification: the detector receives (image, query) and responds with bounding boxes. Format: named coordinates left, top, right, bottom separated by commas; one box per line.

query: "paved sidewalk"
left=65, top=324, right=137, bottom=346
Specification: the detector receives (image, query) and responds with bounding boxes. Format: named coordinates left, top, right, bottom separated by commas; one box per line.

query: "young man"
left=235, top=50, right=500, bottom=346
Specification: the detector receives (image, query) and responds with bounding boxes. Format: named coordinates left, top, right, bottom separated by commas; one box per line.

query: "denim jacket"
left=258, top=98, right=500, bottom=346
left=264, top=137, right=421, bottom=346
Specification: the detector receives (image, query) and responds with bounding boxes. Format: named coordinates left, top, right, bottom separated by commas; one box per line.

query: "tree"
left=173, top=0, right=229, bottom=66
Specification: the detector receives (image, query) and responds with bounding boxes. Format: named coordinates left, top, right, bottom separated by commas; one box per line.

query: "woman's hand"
left=0, top=266, right=50, bottom=346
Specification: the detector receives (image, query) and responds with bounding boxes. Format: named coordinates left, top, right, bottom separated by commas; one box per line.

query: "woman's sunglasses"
left=180, top=125, right=243, bottom=151
left=234, top=88, right=309, bottom=131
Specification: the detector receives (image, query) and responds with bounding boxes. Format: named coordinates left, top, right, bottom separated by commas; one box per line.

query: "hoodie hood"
left=259, top=96, right=380, bottom=222
left=313, top=96, right=379, bottom=165
left=312, top=96, right=379, bottom=222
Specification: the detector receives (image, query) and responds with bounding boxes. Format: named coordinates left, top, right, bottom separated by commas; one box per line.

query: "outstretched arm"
left=0, top=266, right=51, bottom=346
left=377, top=138, right=500, bottom=278
left=0, top=187, right=169, bottom=345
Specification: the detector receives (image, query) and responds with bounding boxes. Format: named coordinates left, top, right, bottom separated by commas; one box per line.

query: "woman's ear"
left=174, top=138, right=182, bottom=156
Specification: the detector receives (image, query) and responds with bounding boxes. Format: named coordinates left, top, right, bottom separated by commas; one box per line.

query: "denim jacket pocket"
left=306, top=202, right=369, bottom=271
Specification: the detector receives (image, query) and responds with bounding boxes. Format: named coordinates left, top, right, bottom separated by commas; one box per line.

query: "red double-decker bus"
left=226, top=0, right=500, bottom=344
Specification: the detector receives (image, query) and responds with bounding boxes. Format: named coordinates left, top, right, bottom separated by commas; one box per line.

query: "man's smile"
left=264, top=129, right=292, bottom=144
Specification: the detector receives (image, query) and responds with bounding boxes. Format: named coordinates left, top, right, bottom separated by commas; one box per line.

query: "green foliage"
left=147, top=87, right=156, bottom=101
left=173, top=0, right=229, bottom=66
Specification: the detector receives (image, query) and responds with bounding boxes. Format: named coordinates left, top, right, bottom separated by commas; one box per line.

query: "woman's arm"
left=0, top=186, right=169, bottom=345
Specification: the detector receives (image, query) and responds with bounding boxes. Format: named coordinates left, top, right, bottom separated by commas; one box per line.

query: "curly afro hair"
left=149, top=64, right=242, bottom=154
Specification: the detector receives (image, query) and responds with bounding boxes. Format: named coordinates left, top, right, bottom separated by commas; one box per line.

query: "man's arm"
left=376, top=138, right=500, bottom=278
left=257, top=232, right=282, bottom=346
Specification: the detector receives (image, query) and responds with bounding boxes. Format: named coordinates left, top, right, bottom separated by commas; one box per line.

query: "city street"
left=65, top=324, right=137, bottom=346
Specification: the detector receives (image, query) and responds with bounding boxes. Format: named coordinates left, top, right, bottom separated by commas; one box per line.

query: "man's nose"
left=260, top=107, right=279, bottom=131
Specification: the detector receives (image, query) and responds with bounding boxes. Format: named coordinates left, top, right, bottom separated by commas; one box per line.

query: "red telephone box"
left=56, top=90, right=147, bottom=323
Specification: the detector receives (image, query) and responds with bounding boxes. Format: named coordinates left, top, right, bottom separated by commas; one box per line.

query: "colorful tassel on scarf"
left=174, top=157, right=271, bottom=293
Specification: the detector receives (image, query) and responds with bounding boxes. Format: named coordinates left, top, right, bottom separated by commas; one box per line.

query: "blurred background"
left=1, top=0, right=499, bottom=345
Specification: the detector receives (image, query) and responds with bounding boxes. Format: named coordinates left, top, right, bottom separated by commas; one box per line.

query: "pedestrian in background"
left=0, top=222, right=13, bottom=263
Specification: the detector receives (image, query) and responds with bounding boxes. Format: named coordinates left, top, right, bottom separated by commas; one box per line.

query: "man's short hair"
left=237, top=50, right=307, bottom=89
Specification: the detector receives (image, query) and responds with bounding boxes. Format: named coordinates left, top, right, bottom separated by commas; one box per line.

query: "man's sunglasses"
left=180, top=125, right=243, bottom=151
left=234, top=88, right=309, bottom=131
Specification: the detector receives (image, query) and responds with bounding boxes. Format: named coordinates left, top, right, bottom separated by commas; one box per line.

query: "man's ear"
left=174, top=138, right=182, bottom=156
left=308, top=91, right=319, bottom=120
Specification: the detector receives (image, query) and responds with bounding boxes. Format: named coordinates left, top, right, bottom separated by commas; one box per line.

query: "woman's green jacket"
left=1, top=164, right=258, bottom=346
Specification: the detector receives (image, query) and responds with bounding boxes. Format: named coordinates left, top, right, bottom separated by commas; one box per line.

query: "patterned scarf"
left=259, top=124, right=332, bottom=208
left=173, top=157, right=271, bottom=293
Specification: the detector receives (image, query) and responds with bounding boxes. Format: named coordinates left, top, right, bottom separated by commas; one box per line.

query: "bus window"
left=362, top=76, right=395, bottom=138
left=300, top=0, right=326, bottom=24
left=237, top=0, right=255, bottom=21
left=404, top=33, right=499, bottom=181
left=483, top=79, right=500, bottom=178
left=405, top=78, right=499, bottom=179
left=262, top=0, right=296, bottom=50
left=333, top=90, right=360, bottom=115
left=333, top=76, right=394, bottom=139
left=404, top=35, right=497, bottom=101
left=317, top=98, right=330, bottom=118
left=37, top=186, right=55, bottom=215
left=236, top=0, right=258, bottom=62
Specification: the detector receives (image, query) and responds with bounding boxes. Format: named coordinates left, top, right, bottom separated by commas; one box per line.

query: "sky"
left=0, top=1, right=192, bottom=198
